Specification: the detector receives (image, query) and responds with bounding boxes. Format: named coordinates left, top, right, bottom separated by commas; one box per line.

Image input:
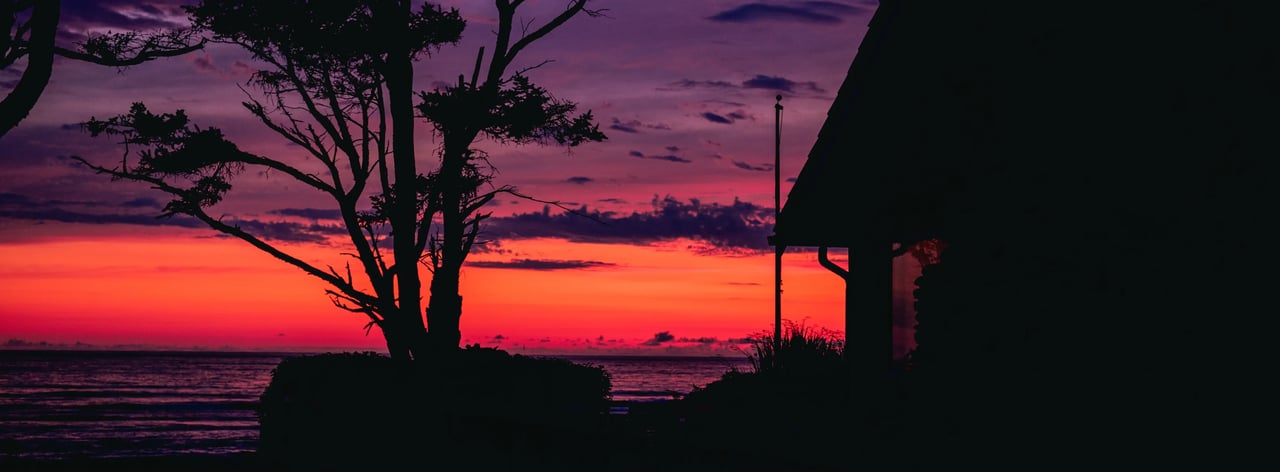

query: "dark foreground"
left=0, top=401, right=845, bottom=472
left=0, top=453, right=261, bottom=472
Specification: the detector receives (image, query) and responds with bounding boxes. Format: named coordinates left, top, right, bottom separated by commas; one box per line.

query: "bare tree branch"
left=502, top=0, right=589, bottom=71
left=0, top=0, right=57, bottom=137
left=512, top=58, right=554, bottom=77
left=71, top=155, right=382, bottom=310
left=50, top=29, right=205, bottom=68
left=491, top=186, right=607, bottom=225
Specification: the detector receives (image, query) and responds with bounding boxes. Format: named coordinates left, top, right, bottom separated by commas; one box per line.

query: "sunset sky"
left=0, top=0, right=918, bottom=356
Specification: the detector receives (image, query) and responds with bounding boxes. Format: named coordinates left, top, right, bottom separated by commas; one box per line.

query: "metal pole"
left=774, top=95, right=783, bottom=344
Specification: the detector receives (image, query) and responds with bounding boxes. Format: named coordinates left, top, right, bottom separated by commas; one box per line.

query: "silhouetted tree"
left=0, top=0, right=202, bottom=137
left=73, top=0, right=466, bottom=361
left=415, top=0, right=606, bottom=351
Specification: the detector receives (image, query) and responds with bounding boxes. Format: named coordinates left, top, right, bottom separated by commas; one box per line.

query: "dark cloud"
left=786, top=177, right=798, bottom=183
left=677, top=336, right=719, bottom=344
left=664, top=75, right=825, bottom=97
left=728, top=281, right=762, bottom=286
left=121, top=197, right=161, bottom=208
left=215, top=219, right=346, bottom=243
left=629, top=149, right=692, bottom=163
left=608, top=123, right=639, bottom=135
left=4, top=338, right=66, bottom=348
left=270, top=208, right=343, bottom=220
left=642, top=331, right=676, bottom=346
left=707, top=2, right=867, bottom=24
left=0, top=207, right=205, bottom=229
left=192, top=55, right=217, bottom=73
left=187, top=54, right=254, bottom=79
left=742, top=74, right=826, bottom=93
left=566, top=176, right=593, bottom=185
left=467, top=259, right=615, bottom=271
left=229, top=61, right=254, bottom=75
left=467, top=240, right=511, bottom=255
left=703, top=112, right=733, bottom=124
left=482, top=195, right=774, bottom=252
left=137, top=4, right=165, bottom=16
left=609, top=118, right=639, bottom=133
left=696, top=109, right=751, bottom=125
left=732, top=161, right=774, bottom=172
left=0, top=193, right=33, bottom=205
left=608, top=117, right=672, bottom=134
left=58, top=0, right=191, bottom=39
left=660, top=79, right=736, bottom=90
left=643, top=154, right=692, bottom=163
left=805, top=1, right=869, bottom=14
left=0, top=193, right=345, bottom=243
left=664, top=145, right=680, bottom=153
left=597, top=198, right=628, bottom=204
left=3, top=192, right=162, bottom=211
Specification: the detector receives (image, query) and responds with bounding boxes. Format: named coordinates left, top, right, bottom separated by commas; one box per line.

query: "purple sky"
left=3, top=0, right=873, bottom=225
left=1, top=1, right=882, bottom=353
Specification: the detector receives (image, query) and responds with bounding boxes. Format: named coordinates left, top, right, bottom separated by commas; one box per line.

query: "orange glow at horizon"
left=0, top=227, right=855, bottom=353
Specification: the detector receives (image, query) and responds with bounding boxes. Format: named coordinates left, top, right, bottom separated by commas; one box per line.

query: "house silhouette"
left=772, top=0, right=1276, bottom=468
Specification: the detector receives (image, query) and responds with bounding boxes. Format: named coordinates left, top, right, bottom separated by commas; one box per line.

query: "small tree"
left=415, top=0, right=606, bottom=351
left=1, top=0, right=202, bottom=137
left=74, top=0, right=465, bottom=361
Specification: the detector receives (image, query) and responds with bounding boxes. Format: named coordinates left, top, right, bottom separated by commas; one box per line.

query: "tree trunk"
left=425, top=135, right=472, bottom=352
left=381, top=319, right=411, bottom=361
left=380, top=0, right=429, bottom=360
left=0, top=0, right=59, bottom=137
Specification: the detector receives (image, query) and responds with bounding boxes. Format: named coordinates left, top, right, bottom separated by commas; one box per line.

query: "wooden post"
left=847, top=235, right=893, bottom=457
left=774, top=95, right=784, bottom=344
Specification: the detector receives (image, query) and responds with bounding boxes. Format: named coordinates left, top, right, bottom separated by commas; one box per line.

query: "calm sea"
left=0, top=350, right=748, bottom=460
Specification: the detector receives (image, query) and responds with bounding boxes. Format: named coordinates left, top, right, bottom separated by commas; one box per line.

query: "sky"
left=0, top=0, right=919, bottom=356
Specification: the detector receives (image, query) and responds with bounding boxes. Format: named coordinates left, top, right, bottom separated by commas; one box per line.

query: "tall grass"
left=744, top=320, right=845, bottom=376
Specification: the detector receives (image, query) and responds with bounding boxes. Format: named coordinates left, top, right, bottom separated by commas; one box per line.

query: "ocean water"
left=0, top=350, right=748, bottom=459
left=561, top=355, right=749, bottom=402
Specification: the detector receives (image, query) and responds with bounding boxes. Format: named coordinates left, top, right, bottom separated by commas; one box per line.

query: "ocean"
left=0, top=350, right=749, bottom=460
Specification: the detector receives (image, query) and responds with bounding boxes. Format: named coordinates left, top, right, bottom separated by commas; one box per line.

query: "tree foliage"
left=73, top=0, right=604, bottom=358
left=75, top=0, right=466, bottom=361
left=412, top=0, right=606, bottom=351
left=1, top=0, right=203, bottom=137
left=80, top=103, right=245, bottom=215
left=419, top=74, right=605, bottom=146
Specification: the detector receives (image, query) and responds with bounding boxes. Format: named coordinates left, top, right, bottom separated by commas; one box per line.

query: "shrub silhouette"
left=744, top=321, right=845, bottom=376
left=677, top=323, right=850, bottom=469
left=258, top=348, right=611, bottom=470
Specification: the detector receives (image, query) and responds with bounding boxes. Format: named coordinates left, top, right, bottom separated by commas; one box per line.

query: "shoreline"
left=0, top=453, right=264, bottom=472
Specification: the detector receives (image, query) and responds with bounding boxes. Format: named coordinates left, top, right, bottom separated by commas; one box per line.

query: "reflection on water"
left=0, top=350, right=292, bottom=459
left=558, top=355, right=749, bottom=402
left=0, top=350, right=749, bottom=459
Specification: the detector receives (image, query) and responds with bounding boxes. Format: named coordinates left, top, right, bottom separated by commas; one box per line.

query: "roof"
left=773, top=0, right=971, bottom=248
left=772, top=0, right=1038, bottom=248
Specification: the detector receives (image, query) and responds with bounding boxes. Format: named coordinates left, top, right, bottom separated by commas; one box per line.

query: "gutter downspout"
left=819, top=246, right=850, bottom=280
